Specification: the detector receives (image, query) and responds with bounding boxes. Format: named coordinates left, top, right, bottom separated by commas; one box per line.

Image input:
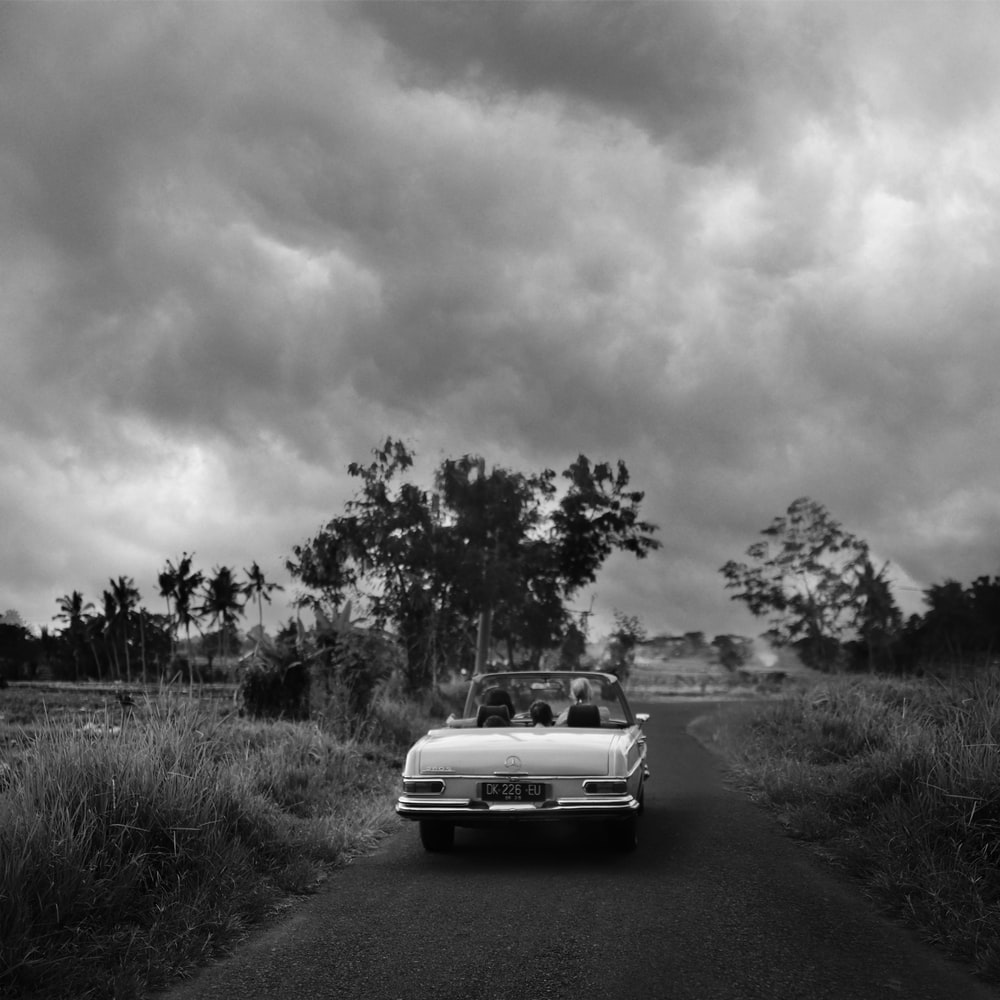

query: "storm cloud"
left=3, top=2, right=999, bottom=638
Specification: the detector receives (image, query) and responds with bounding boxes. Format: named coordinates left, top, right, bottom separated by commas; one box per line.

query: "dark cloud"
left=354, top=1, right=846, bottom=161
left=3, top=2, right=1000, bottom=641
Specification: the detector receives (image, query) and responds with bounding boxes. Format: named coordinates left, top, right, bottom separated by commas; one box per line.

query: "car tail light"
left=404, top=779, right=445, bottom=794
left=583, top=779, right=627, bottom=794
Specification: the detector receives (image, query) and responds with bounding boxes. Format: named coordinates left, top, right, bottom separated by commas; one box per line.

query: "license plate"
left=481, top=781, right=546, bottom=802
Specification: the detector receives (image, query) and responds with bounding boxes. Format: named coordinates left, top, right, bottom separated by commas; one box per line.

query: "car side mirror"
left=635, top=712, right=649, bottom=727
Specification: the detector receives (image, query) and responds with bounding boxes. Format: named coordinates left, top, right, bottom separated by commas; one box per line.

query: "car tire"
left=608, top=813, right=638, bottom=853
left=419, top=820, right=455, bottom=852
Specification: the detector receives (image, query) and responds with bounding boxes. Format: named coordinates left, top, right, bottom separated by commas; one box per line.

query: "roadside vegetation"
left=0, top=679, right=462, bottom=1000
left=705, top=670, right=1000, bottom=985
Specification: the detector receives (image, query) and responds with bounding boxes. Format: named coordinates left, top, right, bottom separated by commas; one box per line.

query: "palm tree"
left=54, top=590, right=94, bottom=682
left=243, top=562, right=284, bottom=633
left=110, top=576, right=140, bottom=684
left=167, top=554, right=204, bottom=692
left=100, top=589, right=121, bottom=680
left=200, top=566, right=245, bottom=677
left=158, top=561, right=179, bottom=664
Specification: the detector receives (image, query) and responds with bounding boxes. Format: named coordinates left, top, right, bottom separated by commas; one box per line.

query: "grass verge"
left=0, top=686, right=449, bottom=1000
left=702, top=672, right=1000, bottom=983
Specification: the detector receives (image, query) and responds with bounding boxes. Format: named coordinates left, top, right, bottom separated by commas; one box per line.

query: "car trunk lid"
left=417, top=729, right=616, bottom=776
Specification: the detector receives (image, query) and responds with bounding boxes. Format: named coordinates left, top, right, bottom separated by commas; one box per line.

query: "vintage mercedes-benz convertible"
left=396, top=670, right=649, bottom=852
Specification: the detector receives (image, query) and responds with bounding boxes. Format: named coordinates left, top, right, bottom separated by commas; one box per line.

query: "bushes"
left=237, top=611, right=399, bottom=729
left=710, top=673, right=1000, bottom=982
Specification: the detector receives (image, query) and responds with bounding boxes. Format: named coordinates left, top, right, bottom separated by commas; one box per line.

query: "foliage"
left=713, top=634, right=747, bottom=671
left=243, top=561, right=284, bottom=631
left=199, top=566, right=245, bottom=673
left=600, top=609, right=647, bottom=681
left=849, top=556, right=904, bottom=671
left=897, top=576, right=1000, bottom=670
left=611, top=609, right=646, bottom=649
left=54, top=591, right=94, bottom=682
left=309, top=607, right=399, bottom=727
left=288, top=438, right=660, bottom=690
left=238, top=632, right=311, bottom=721
left=237, top=606, right=399, bottom=729
left=558, top=621, right=587, bottom=669
left=0, top=622, right=38, bottom=680
left=720, top=497, right=900, bottom=670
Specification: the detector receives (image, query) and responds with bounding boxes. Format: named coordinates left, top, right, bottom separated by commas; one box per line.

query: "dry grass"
left=0, top=682, right=440, bottom=1000
left=706, top=672, right=1000, bottom=983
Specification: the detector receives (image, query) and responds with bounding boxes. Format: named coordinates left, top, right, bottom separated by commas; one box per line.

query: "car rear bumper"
left=396, top=794, right=641, bottom=824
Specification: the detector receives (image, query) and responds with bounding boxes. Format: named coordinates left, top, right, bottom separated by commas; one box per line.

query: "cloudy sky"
left=3, top=1, right=1000, bottom=642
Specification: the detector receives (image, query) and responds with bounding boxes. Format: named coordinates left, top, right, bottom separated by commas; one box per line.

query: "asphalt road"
left=161, top=701, right=998, bottom=1000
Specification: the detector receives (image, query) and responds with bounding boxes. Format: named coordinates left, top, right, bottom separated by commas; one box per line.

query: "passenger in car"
left=556, top=677, right=610, bottom=725
left=555, top=677, right=592, bottom=724
left=570, top=678, right=592, bottom=704
left=529, top=700, right=554, bottom=726
left=483, top=714, right=508, bottom=727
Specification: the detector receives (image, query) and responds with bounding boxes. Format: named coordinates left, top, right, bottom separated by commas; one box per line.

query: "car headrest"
left=484, top=689, right=516, bottom=715
left=477, top=704, right=511, bottom=727
left=567, top=703, right=601, bottom=727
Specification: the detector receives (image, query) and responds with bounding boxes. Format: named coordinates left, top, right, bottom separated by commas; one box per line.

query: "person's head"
left=483, top=714, right=507, bottom=727
left=529, top=700, right=553, bottom=726
left=570, top=677, right=592, bottom=703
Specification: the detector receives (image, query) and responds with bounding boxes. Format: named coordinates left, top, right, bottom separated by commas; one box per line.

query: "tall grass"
left=0, top=698, right=408, bottom=1000
left=708, top=672, right=1000, bottom=982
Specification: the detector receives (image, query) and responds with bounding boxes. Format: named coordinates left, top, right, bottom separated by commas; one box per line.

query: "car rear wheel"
left=419, top=820, right=455, bottom=852
left=608, top=813, right=638, bottom=853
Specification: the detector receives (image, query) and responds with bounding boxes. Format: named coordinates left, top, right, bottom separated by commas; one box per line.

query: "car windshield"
left=463, top=672, right=633, bottom=726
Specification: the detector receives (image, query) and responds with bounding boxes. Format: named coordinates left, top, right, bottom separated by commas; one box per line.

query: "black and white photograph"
left=2, top=3, right=1000, bottom=998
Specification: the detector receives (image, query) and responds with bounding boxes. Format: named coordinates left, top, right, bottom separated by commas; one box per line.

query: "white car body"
left=396, top=671, right=649, bottom=852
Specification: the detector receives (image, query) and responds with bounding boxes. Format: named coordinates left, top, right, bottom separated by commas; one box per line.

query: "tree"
left=0, top=612, right=36, bottom=681
left=109, top=576, right=140, bottom=683
left=289, top=439, right=462, bottom=691
left=603, top=609, right=647, bottom=681
left=168, top=554, right=204, bottom=690
left=99, top=588, right=122, bottom=679
left=54, top=591, right=94, bottom=682
left=288, top=439, right=660, bottom=691
left=720, top=497, right=880, bottom=670
left=158, top=561, right=179, bottom=662
left=908, top=575, right=1000, bottom=668
left=852, top=557, right=903, bottom=671
left=200, top=566, right=245, bottom=676
left=243, top=562, right=284, bottom=632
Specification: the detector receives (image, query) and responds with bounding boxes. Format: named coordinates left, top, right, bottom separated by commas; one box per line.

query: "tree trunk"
left=475, top=607, right=492, bottom=673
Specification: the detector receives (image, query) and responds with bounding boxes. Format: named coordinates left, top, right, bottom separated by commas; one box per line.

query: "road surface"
left=161, top=701, right=997, bottom=1000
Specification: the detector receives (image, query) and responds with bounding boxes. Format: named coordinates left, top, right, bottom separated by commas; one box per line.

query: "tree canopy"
left=720, top=497, right=901, bottom=670
left=287, top=439, right=660, bottom=690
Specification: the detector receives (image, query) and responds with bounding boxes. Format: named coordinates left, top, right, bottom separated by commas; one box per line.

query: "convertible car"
left=396, top=670, right=649, bottom=852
